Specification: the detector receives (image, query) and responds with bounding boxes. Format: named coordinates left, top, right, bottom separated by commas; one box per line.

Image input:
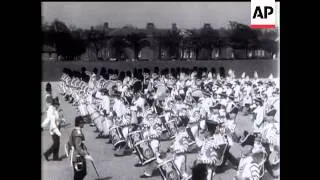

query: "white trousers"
left=121, top=126, right=129, bottom=139
left=78, top=104, right=89, bottom=116
left=150, top=139, right=160, bottom=159
left=102, top=117, right=113, bottom=136
left=174, top=154, right=186, bottom=174
left=189, top=124, right=199, bottom=138
left=206, top=167, right=215, bottom=180
left=199, top=120, right=206, bottom=130
left=95, top=116, right=104, bottom=132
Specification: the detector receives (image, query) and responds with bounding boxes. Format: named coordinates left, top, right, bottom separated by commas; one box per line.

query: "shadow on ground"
left=95, top=176, right=112, bottom=180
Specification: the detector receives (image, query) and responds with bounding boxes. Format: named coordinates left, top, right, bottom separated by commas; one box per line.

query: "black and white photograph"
left=41, top=2, right=280, bottom=180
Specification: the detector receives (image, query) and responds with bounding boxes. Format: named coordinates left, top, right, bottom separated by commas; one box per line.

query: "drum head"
left=158, top=159, right=181, bottom=180
left=129, top=131, right=143, bottom=145
left=135, top=140, right=156, bottom=165
left=144, top=149, right=153, bottom=159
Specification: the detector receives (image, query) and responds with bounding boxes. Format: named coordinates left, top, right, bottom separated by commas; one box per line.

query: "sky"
left=42, top=2, right=254, bottom=29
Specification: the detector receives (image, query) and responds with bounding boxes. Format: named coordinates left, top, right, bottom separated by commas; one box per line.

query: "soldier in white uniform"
left=168, top=126, right=191, bottom=178
left=42, top=98, right=62, bottom=161
left=44, top=83, right=53, bottom=113
left=114, top=113, right=134, bottom=156
left=195, top=125, right=229, bottom=180
left=113, top=93, right=128, bottom=118
left=98, top=89, right=113, bottom=137
left=140, top=113, right=163, bottom=178
left=206, top=103, right=220, bottom=135
left=252, top=98, right=265, bottom=133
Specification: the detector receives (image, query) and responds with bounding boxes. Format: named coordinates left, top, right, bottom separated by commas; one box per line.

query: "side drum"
left=109, top=126, right=126, bottom=148
left=128, top=130, right=143, bottom=148
left=134, top=140, right=156, bottom=165
left=158, top=158, right=183, bottom=180
left=165, top=120, right=178, bottom=138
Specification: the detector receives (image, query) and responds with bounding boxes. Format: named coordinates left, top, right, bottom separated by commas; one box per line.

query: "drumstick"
left=83, top=145, right=100, bottom=178
left=185, top=153, right=187, bottom=173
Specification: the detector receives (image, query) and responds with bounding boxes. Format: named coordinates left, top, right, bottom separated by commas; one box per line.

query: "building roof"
left=107, top=26, right=174, bottom=38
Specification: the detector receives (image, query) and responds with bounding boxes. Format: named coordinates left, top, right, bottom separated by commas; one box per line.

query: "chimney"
left=172, top=23, right=178, bottom=31
left=146, top=22, right=155, bottom=30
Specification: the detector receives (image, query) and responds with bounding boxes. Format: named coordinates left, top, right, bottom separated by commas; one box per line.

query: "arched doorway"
left=219, top=67, right=225, bottom=78
left=138, top=38, right=153, bottom=61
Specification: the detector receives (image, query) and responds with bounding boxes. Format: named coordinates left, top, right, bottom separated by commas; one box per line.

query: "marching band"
left=43, top=67, right=280, bottom=180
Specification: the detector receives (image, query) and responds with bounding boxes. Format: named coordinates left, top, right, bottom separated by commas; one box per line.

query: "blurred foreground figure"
left=66, top=116, right=94, bottom=180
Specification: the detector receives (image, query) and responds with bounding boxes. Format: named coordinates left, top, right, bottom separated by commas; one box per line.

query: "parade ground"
left=41, top=82, right=274, bottom=180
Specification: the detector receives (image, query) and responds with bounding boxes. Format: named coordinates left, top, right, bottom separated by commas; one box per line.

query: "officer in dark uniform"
left=68, top=116, right=94, bottom=180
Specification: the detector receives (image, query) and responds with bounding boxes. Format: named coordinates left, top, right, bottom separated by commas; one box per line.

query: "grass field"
left=41, top=82, right=275, bottom=180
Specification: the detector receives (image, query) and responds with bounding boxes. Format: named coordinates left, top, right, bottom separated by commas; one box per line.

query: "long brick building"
left=43, top=22, right=278, bottom=61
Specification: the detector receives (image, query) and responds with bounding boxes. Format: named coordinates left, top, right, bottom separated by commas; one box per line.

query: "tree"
left=217, top=27, right=232, bottom=58
left=125, top=32, right=148, bottom=60
left=162, top=30, right=183, bottom=60
left=42, top=21, right=51, bottom=32
left=111, top=37, right=129, bottom=59
left=43, top=19, right=86, bottom=61
left=107, top=26, right=149, bottom=60
left=229, top=21, right=259, bottom=59
left=257, top=29, right=279, bottom=58
left=87, top=26, right=110, bottom=60
left=69, top=24, right=78, bottom=32
left=198, top=26, right=219, bottom=59
left=51, top=19, right=71, bottom=33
